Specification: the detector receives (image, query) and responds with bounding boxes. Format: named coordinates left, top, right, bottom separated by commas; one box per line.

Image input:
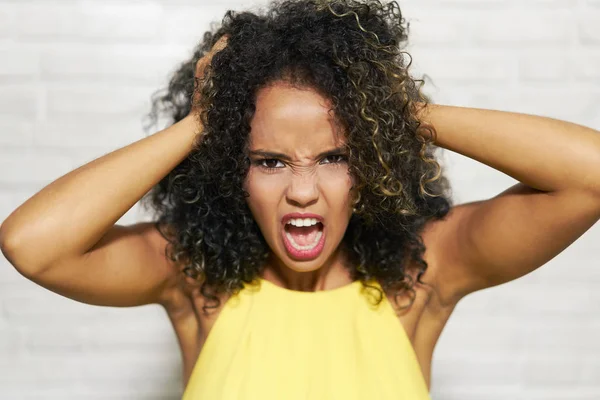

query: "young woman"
left=1, top=0, right=599, bottom=398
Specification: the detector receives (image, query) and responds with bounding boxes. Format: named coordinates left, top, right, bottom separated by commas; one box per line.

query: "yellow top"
left=182, top=277, right=431, bottom=399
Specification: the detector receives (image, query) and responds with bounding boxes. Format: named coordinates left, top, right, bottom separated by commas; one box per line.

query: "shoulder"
left=412, top=213, right=463, bottom=312
left=145, top=221, right=195, bottom=312
left=149, top=221, right=231, bottom=318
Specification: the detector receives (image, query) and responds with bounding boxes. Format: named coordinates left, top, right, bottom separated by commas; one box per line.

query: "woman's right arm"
left=0, top=114, right=201, bottom=308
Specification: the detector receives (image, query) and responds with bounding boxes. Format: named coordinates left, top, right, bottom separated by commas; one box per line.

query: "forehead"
left=248, top=82, right=346, bottom=152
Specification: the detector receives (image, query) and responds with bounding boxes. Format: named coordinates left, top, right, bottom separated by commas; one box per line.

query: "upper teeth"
left=286, top=218, right=319, bottom=227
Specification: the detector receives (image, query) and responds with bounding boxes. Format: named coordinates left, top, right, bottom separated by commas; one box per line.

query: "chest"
left=165, top=280, right=453, bottom=392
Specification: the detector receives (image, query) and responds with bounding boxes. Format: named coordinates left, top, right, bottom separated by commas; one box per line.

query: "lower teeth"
left=286, top=230, right=323, bottom=251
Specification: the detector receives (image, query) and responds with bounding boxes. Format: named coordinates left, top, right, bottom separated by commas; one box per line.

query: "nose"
left=285, top=169, right=320, bottom=207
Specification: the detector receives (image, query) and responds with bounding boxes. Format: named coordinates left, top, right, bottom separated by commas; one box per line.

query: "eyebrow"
left=248, top=146, right=348, bottom=161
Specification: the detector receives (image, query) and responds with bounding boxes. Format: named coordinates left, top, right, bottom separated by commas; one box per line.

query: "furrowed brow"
left=249, top=146, right=347, bottom=161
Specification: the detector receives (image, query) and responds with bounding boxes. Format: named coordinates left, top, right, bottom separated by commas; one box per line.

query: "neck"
left=261, top=248, right=354, bottom=292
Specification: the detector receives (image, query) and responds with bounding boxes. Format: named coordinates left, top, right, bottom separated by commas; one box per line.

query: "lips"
left=281, top=212, right=324, bottom=225
left=281, top=219, right=326, bottom=260
left=279, top=212, right=327, bottom=260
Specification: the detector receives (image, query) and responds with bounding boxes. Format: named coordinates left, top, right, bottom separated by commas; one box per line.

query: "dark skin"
left=164, top=37, right=446, bottom=389
left=243, top=82, right=356, bottom=291
left=171, top=37, right=600, bottom=390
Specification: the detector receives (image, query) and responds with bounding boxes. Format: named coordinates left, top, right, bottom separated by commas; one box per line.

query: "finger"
left=211, top=35, right=229, bottom=53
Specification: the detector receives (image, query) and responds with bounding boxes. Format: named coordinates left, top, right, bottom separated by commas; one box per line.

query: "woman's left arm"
left=415, top=103, right=600, bottom=306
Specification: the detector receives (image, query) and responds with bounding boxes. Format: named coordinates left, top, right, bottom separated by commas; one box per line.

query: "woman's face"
left=244, top=81, right=356, bottom=276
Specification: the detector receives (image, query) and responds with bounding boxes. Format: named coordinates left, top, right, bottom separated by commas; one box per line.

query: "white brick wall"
left=0, top=0, right=598, bottom=399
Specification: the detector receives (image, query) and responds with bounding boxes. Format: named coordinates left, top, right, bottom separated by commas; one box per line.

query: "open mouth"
left=284, top=222, right=324, bottom=250
left=281, top=221, right=326, bottom=260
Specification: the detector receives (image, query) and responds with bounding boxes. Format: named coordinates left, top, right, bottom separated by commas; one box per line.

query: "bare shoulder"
left=149, top=221, right=228, bottom=321
left=412, top=210, right=464, bottom=311
left=146, top=221, right=199, bottom=312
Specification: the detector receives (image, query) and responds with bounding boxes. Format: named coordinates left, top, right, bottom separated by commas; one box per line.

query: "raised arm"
left=415, top=103, right=600, bottom=306
left=0, top=114, right=200, bottom=307
left=0, top=35, right=229, bottom=308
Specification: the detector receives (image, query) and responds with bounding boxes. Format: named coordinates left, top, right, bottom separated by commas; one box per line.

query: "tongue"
left=286, top=224, right=321, bottom=246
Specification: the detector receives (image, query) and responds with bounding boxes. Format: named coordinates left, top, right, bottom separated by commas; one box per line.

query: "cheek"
left=244, top=171, right=280, bottom=217
left=246, top=168, right=285, bottom=192
left=323, top=168, right=354, bottom=197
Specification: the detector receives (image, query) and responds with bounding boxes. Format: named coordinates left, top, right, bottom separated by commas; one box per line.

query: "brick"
left=160, top=6, right=220, bottom=45
left=0, top=327, right=26, bottom=355
left=15, top=2, right=162, bottom=42
left=1, top=285, right=166, bottom=324
left=45, top=84, right=154, bottom=118
left=534, top=251, right=600, bottom=284
left=2, top=292, right=101, bottom=323
left=524, top=318, right=600, bottom=352
left=0, top=150, right=73, bottom=185
left=429, top=386, right=520, bottom=400
left=0, top=118, right=34, bottom=146
left=156, top=0, right=246, bottom=5
left=0, top=85, right=39, bottom=117
left=427, top=0, right=507, bottom=6
left=25, top=327, right=86, bottom=354
left=579, top=12, right=600, bottom=44
left=519, top=54, right=570, bottom=81
left=452, top=276, right=599, bottom=316
left=413, top=49, right=513, bottom=83
left=404, top=11, right=472, bottom=47
left=40, top=43, right=188, bottom=85
left=523, top=387, right=600, bottom=400
left=466, top=90, right=600, bottom=123
left=470, top=11, right=572, bottom=46
left=32, top=118, right=145, bottom=149
left=573, top=53, right=600, bottom=81
left=436, top=315, right=525, bottom=353
left=0, top=4, right=15, bottom=38
left=508, top=0, right=578, bottom=7
left=0, top=356, right=85, bottom=382
left=432, top=356, right=525, bottom=384
left=76, top=352, right=177, bottom=381
left=523, top=353, right=599, bottom=385
left=82, top=323, right=175, bottom=351
left=0, top=46, right=39, bottom=78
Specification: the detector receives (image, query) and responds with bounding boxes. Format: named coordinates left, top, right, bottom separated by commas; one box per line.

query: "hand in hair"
left=191, top=34, right=230, bottom=115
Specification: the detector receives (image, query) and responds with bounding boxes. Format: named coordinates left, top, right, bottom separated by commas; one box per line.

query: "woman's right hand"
left=191, top=34, right=230, bottom=115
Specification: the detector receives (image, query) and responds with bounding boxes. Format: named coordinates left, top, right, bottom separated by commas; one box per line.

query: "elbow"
left=0, top=229, right=44, bottom=279
left=0, top=225, right=20, bottom=265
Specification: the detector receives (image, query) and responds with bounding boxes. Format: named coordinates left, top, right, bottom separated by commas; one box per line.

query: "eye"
left=255, top=158, right=285, bottom=171
left=320, top=154, right=348, bottom=164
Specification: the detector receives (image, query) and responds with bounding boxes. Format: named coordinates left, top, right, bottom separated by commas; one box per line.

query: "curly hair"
left=141, top=0, right=453, bottom=315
